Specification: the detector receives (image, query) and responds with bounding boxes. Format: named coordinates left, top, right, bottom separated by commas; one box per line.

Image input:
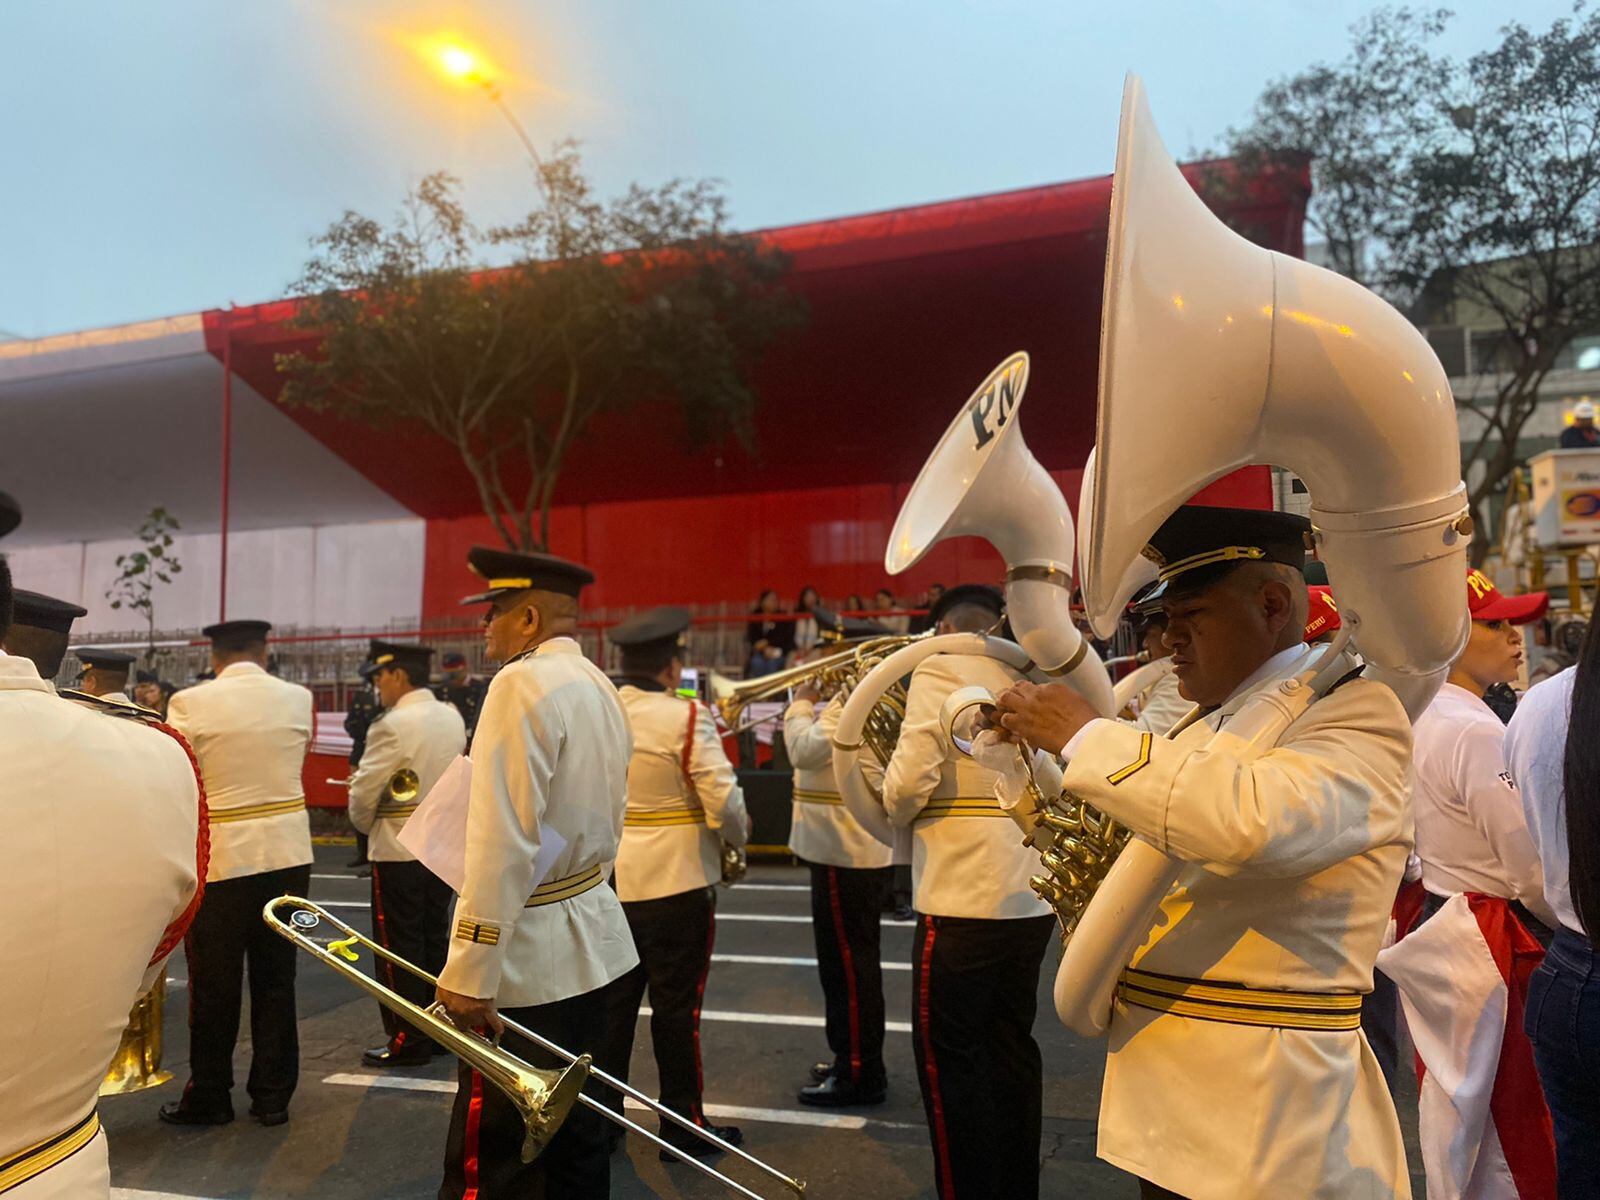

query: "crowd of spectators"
left=743, top=584, right=946, bottom=675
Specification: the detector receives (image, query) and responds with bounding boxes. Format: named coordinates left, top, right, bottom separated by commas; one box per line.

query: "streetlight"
left=423, top=37, right=546, bottom=178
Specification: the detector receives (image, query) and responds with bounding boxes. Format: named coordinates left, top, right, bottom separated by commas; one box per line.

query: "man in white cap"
left=1559, top=398, right=1600, bottom=448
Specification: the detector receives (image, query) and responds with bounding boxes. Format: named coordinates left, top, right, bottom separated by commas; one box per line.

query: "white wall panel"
left=2, top=519, right=423, bottom=637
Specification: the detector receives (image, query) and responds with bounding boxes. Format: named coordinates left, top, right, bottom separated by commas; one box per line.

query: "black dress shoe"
left=809, top=1061, right=835, bottom=1083
left=892, top=903, right=915, bottom=922
left=158, top=1100, right=234, bottom=1126
left=362, top=1039, right=434, bottom=1068
left=798, top=1075, right=886, bottom=1107
left=249, top=1105, right=289, bottom=1127
left=659, top=1123, right=743, bottom=1162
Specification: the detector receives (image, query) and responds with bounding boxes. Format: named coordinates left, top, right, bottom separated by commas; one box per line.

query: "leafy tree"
left=1226, top=7, right=1451, bottom=287
left=1229, top=6, right=1600, bottom=560
left=1395, top=9, right=1600, bottom=550
left=107, top=507, right=182, bottom=653
left=277, top=146, right=805, bottom=551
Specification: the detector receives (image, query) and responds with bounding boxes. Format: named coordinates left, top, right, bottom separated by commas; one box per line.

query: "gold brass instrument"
left=714, top=638, right=903, bottom=737
left=100, top=978, right=172, bottom=1095
left=719, top=841, right=749, bottom=885
left=264, top=897, right=805, bottom=1198
left=939, top=677, right=1134, bottom=946
left=386, top=768, right=420, bottom=804
left=266, top=897, right=584, bottom=1163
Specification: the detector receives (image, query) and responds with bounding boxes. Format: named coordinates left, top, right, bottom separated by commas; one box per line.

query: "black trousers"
left=183, top=863, right=312, bottom=1112
left=807, top=862, right=891, bottom=1086
left=439, top=985, right=612, bottom=1200
left=911, top=913, right=1054, bottom=1200
left=370, top=859, right=454, bottom=1047
left=1138, top=1183, right=1189, bottom=1200
left=598, top=887, right=716, bottom=1137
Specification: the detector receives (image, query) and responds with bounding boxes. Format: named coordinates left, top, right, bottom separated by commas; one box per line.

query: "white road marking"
left=312, top=873, right=365, bottom=882
left=726, top=883, right=808, bottom=892
left=714, top=953, right=910, bottom=971
left=313, top=900, right=372, bottom=910
left=626, top=1097, right=919, bottom=1132
left=641, top=1006, right=913, bottom=1034
left=112, top=1191, right=217, bottom=1199
left=321, top=1075, right=917, bottom=1131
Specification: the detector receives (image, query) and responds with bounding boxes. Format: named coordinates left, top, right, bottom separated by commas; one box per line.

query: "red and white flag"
left=1377, top=893, right=1555, bottom=1199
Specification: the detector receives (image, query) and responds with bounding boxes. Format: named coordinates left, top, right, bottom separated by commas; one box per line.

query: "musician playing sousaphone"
left=990, top=509, right=1414, bottom=1198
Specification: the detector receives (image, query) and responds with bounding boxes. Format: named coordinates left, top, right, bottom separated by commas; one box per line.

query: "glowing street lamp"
left=421, top=36, right=545, bottom=178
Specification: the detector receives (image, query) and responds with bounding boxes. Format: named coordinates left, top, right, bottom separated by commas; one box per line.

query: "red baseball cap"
left=1466, top=569, right=1549, bottom=624
left=1304, top=586, right=1341, bottom=642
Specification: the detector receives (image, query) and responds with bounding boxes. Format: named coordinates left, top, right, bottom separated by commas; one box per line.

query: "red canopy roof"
left=202, top=156, right=1309, bottom=521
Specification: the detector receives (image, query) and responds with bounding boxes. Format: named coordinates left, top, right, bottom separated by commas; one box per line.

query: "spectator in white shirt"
left=1506, top=616, right=1600, bottom=1195
left=1412, top=571, right=1555, bottom=932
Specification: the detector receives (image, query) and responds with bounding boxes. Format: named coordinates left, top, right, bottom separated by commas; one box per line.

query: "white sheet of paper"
left=397, top=754, right=568, bottom=895
left=398, top=754, right=473, bottom=892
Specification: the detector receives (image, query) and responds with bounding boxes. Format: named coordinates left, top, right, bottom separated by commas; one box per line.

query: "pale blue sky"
left=0, top=1, right=1564, bottom=338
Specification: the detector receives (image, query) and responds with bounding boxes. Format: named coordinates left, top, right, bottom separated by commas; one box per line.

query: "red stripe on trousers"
left=919, top=918, right=955, bottom=1198
left=370, top=865, right=403, bottom=1047
left=463, top=1070, right=484, bottom=1200
left=691, top=909, right=716, bottom=1123
left=826, top=866, right=862, bottom=1080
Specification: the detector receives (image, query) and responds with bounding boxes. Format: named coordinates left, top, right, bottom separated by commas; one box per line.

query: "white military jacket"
left=785, top=693, right=893, bottom=869
left=614, top=680, right=750, bottom=903
left=0, top=653, right=200, bottom=1199
left=347, top=687, right=467, bottom=862
left=1062, top=643, right=1413, bottom=1200
left=438, top=638, right=639, bottom=1008
left=1132, top=665, right=1190, bottom=735
left=883, top=654, right=1049, bottom=919
left=166, top=661, right=314, bottom=882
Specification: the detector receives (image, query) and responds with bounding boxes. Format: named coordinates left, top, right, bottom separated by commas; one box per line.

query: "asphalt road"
left=101, top=846, right=1426, bottom=1199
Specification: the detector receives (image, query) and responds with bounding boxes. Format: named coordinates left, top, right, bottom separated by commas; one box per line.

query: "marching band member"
left=435, top=547, right=638, bottom=1200
left=880, top=584, right=1055, bottom=1200
left=785, top=620, right=894, bottom=1107
left=74, top=647, right=137, bottom=704
left=346, top=639, right=466, bottom=1068
left=994, top=507, right=1414, bottom=1200
left=1376, top=570, right=1556, bottom=1198
left=602, top=607, right=750, bottom=1157
left=1128, top=607, right=1187, bottom=734
left=160, top=619, right=315, bottom=1129
left=1, top=502, right=206, bottom=1198
left=1, top=589, right=87, bottom=678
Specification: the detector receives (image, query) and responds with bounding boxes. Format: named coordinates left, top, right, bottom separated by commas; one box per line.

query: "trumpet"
left=264, top=897, right=805, bottom=1198
left=714, top=633, right=921, bottom=737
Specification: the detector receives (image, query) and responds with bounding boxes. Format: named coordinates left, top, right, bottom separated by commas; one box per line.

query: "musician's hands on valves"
left=436, top=986, right=506, bottom=1039
left=988, top=680, right=1100, bottom=757
left=793, top=681, right=822, bottom=704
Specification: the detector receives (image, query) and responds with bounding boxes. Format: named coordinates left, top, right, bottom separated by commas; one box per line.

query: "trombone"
left=264, top=897, right=805, bottom=1199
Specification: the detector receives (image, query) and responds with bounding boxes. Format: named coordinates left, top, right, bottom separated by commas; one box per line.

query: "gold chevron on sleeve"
left=1106, top=732, right=1153, bottom=785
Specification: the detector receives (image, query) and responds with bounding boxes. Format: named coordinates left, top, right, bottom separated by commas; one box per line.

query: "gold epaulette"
left=58, top=689, right=164, bottom=724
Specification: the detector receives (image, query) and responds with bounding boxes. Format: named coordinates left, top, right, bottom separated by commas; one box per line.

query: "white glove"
left=971, top=730, right=1061, bottom=834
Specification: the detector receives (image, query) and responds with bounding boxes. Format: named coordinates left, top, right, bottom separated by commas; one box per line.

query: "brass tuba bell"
left=100, top=978, right=172, bottom=1095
